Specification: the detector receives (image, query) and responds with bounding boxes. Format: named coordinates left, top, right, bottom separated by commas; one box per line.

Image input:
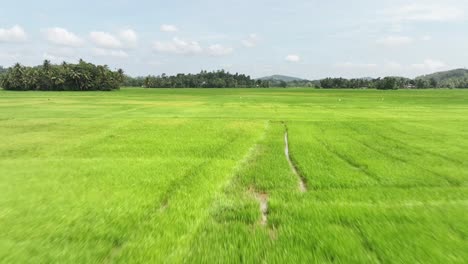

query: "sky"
left=1, top=0, right=467, bottom=79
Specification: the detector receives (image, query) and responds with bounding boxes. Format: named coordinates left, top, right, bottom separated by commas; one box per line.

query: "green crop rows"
left=1, top=88, right=467, bottom=263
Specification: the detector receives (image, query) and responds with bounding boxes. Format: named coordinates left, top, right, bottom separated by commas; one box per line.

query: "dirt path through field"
left=258, top=193, right=268, bottom=226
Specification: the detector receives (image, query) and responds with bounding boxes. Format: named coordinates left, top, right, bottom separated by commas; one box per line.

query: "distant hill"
left=415, top=69, right=468, bottom=88
left=257, top=75, right=308, bottom=82
left=416, top=68, right=468, bottom=82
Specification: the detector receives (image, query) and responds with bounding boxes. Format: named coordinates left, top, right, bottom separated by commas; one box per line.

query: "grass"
left=0, top=88, right=467, bottom=263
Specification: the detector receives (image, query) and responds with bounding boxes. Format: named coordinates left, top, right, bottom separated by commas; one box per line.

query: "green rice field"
left=0, top=88, right=467, bottom=263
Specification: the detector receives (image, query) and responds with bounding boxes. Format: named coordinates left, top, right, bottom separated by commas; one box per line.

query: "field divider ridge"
left=283, top=123, right=307, bottom=192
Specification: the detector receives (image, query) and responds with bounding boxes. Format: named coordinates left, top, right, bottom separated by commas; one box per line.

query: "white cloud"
left=160, top=24, right=179, bottom=32
left=376, top=35, right=413, bottom=46
left=152, top=39, right=233, bottom=56
left=152, top=38, right=202, bottom=55
left=241, top=34, right=260, bottom=48
left=285, top=54, right=301, bottom=62
left=89, top=31, right=122, bottom=49
left=118, top=29, right=138, bottom=47
left=92, top=48, right=128, bottom=58
left=207, top=44, right=234, bottom=56
left=385, top=3, right=465, bottom=22
left=0, top=25, right=27, bottom=42
left=43, top=27, right=83, bottom=47
left=411, top=59, right=447, bottom=71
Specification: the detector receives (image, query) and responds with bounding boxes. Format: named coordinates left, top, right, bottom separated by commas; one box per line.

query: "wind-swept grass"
left=0, top=88, right=467, bottom=263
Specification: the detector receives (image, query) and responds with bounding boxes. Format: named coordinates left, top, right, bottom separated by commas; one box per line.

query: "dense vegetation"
left=265, top=79, right=316, bottom=88
left=3, top=62, right=468, bottom=90
left=123, top=75, right=145, bottom=87
left=257, top=75, right=316, bottom=88
left=143, top=70, right=269, bottom=88
left=308, top=70, right=468, bottom=89
left=417, top=68, right=468, bottom=88
left=0, top=60, right=124, bottom=91
left=0, top=66, right=7, bottom=84
left=124, top=70, right=468, bottom=89
left=128, top=73, right=412, bottom=89
left=257, top=69, right=468, bottom=89
left=318, top=77, right=414, bottom=90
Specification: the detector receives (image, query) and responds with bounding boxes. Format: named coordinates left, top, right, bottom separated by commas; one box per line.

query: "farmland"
left=1, top=88, right=467, bottom=263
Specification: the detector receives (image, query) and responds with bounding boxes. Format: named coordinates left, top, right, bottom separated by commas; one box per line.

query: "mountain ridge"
left=416, top=68, right=468, bottom=81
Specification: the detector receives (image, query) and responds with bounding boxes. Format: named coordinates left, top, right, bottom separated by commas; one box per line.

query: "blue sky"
left=1, top=0, right=467, bottom=79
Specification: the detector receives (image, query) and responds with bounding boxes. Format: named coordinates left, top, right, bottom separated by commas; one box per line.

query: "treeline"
left=3, top=63, right=468, bottom=90
left=319, top=77, right=411, bottom=90
left=0, top=60, right=124, bottom=91
left=123, top=76, right=145, bottom=87
left=431, top=78, right=468, bottom=88
left=263, top=79, right=316, bottom=88
left=141, top=70, right=269, bottom=88
left=125, top=74, right=315, bottom=88
left=124, top=73, right=468, bottom=89
left=317, top=76, right=466, bottom=89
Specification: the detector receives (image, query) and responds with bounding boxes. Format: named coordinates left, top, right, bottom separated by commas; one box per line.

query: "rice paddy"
left=0, top=88, right=467, bottom=263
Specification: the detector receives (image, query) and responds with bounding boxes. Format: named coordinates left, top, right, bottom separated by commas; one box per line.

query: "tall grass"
left=1, top=88, right=467, bottom=263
